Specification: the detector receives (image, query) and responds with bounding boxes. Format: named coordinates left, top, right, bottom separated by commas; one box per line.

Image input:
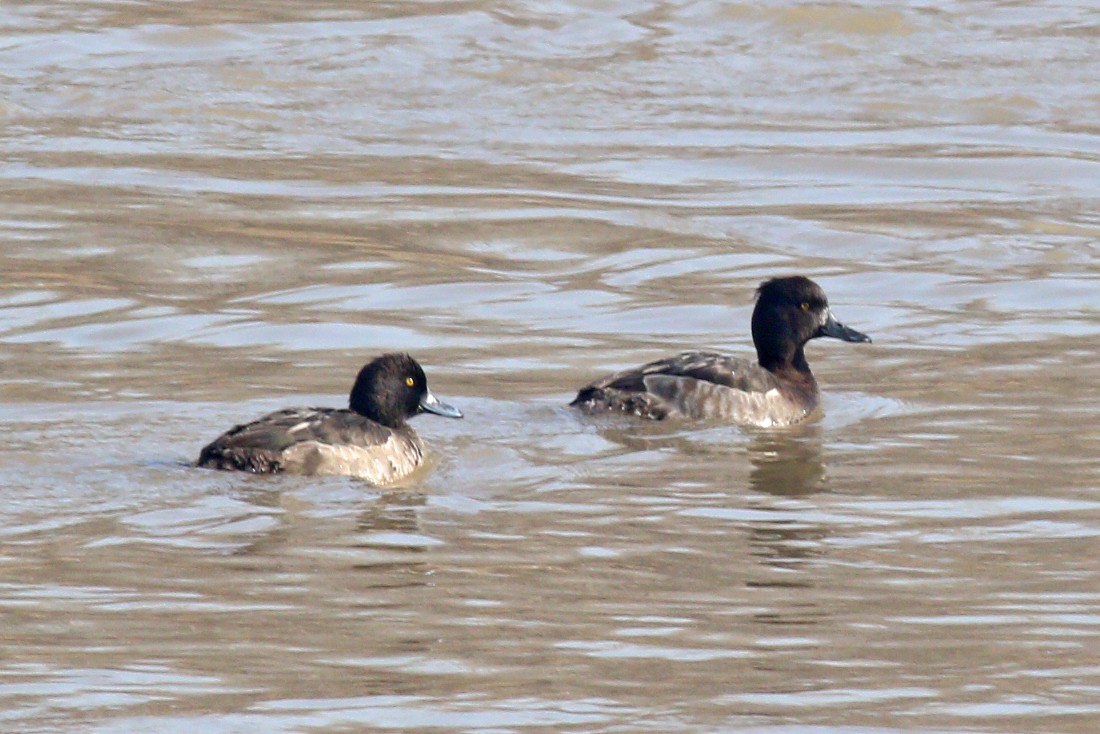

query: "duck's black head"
left=751, top=276, right=871, bottom=373
left=349, top=353, right=463, bottom=428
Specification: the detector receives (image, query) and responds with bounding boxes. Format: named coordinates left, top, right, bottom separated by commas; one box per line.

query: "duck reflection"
left=746, top=424, right=826, bottom=497
left=577, top=414, right=831, bottom=585
left=223, top=483, right=433, bottom=581
left=576, top=413, right=827, bottom=498
left=349, top=491, right=434, bottom=578
left=355, top=490, right=427, bottom=536
left=741, top=425, right=828, bottom=574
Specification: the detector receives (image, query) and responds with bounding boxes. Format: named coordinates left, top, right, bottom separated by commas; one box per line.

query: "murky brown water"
left=3, top=1, right=1100, bottom=732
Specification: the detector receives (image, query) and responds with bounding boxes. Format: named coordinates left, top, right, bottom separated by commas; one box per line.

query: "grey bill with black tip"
left=419, top=389, right=463, bottom=418
left=819, top=311, right=872, bottom=343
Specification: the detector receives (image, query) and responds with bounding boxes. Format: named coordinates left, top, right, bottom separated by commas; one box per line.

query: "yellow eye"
left=405, top=377, right=415, bottom=387
left=800, top=302, right=811, bottom=312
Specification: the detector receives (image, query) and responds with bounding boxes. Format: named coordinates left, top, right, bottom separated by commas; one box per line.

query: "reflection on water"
left=748, top=429, right=827, bottom=497
left=3, top=0, right=1100, bottom=731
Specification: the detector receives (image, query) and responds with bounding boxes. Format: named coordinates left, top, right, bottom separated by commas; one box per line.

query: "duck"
left=570, top=276, right=871, bottom=427
left=197, top=353, right=462, bottom=483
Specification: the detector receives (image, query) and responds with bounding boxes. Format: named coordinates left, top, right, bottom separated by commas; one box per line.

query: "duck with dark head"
left=571, top=276, right=871, bottom=427
left=197, top=353, right=462, bottom=483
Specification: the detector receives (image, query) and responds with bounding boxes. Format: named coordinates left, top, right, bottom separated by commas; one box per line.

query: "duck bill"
left=419, top=389, right=463, bottom=418
left=819, top=310, right=872, bottom=343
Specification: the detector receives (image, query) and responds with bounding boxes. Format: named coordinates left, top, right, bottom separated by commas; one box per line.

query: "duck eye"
left=405, top=377, right=415, bottom=387
left=800, top=302, right=811, bottom=312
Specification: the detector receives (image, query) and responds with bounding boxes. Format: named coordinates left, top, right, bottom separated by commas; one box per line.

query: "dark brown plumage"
left=571, top=276, right=871, bottom=426
left=197, top=353, right=462, bottom=482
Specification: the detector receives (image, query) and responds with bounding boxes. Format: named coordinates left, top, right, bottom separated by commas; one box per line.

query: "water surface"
left=2, top=1, right=1099, bottom=732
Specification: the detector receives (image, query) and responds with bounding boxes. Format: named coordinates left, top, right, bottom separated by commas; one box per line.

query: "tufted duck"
left=570, top=276, right=871, bottom=427
left=197, top=353, right=462, bottom=482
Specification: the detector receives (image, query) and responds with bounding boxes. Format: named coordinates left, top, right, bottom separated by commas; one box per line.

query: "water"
left=2, top=1, right=1099, bottom=732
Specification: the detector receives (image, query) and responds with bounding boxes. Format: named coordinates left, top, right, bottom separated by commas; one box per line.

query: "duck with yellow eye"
left=571, top=276, right=871, bottom=427
left=197, top=353, right=462, bottom=483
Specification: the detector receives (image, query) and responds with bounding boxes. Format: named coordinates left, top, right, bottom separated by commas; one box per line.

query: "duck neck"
left=790, top=345, right=811, bottom=375
left=349, top=391, right=406, bottom=429
left=758, top=344, right=812, bottom=376
left=761, top=347, right=819, bottom=412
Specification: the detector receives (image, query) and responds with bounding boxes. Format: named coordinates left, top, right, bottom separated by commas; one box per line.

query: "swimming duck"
left=570, top=276, right=871, bottom=427
left=197, top=353, right=462, bottom=482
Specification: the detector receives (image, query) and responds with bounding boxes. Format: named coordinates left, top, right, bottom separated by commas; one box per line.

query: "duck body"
left=197, top=353, right=462, bottom=483
left=197, top=406, right=427, bottom=482
left=571, top=276, right=870, bottom=428
left=571, top=351, right=816, bottom=426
